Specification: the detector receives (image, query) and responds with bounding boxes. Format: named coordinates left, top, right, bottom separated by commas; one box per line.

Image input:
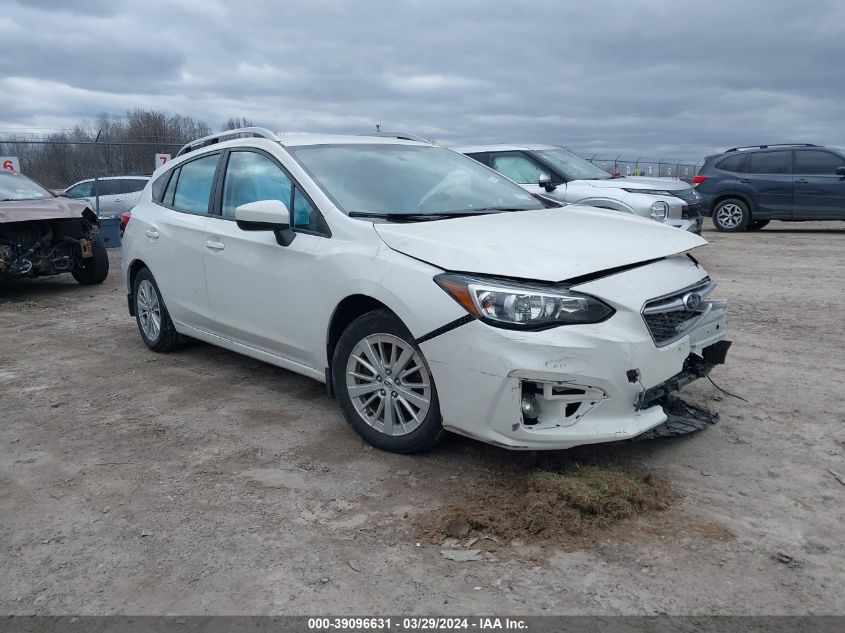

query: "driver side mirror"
left=235, top=199, right=296, bottom=246
left=836, top=166, right=845, bottom=178
left=538, top=173, right=556, bottom=193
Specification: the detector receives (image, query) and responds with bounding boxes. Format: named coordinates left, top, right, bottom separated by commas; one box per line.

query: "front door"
left=202, top=149, right=328, bottom=369
left=487, top=150, right=565, bottom=200
left=793, top=149, right=845, bottom=220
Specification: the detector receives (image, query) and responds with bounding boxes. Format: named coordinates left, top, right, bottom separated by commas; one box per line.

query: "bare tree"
left=221, top=117, right=256, bottom=131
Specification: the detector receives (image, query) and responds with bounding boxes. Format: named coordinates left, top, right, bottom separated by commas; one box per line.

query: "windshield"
left=534, top=148, right=614, bottom=181
left=0, top=171, right=53, bottom=201
left=288, top=144, right=545, bottom=216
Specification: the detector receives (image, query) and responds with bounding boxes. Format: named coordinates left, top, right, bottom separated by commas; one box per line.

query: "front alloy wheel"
left=346, top=333, right=432, bottom=436
left=333, top=309, right=444, bottom=453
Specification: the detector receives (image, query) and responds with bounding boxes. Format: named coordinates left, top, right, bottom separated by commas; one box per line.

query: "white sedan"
left=121, top=128, right=729, bottom=453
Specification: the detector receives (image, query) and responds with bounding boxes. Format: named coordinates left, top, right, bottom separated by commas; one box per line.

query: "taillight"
left=692, top=175, right=708, bottom=187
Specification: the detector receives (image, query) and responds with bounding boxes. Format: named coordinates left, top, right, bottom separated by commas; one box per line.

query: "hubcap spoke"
left=345, top=333, right=432, bottom=437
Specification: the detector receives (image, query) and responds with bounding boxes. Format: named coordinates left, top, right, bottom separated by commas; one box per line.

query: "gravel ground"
left=1, top=222, right=843, bottom=615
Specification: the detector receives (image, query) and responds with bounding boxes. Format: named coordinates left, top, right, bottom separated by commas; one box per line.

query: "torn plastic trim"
left=415, top=314, right=476, bottom=345
left=636, top=346, right=727, bottom=412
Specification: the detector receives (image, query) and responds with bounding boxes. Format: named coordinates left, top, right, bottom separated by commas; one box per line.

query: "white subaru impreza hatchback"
left=122, top=128, right=730, bottom=453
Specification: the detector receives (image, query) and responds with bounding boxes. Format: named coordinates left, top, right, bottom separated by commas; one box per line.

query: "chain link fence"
left=582, top=155, right=702, bottom=183
left=0, top=137, right=183, bottom=201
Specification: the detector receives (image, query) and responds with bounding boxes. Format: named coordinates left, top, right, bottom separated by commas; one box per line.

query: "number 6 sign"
left=155, top=153, right=171, bottom=169
left=1, top=156, right=21, bottom=172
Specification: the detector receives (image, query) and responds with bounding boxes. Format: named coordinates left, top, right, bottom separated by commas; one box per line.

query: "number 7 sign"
left=155, top=154, right=171, bottom=169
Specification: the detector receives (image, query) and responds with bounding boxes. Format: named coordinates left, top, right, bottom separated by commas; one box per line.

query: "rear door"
left=792, top=149, right=845, bottom=219
left=742, top=151, right=793, bottom=218
left=147, top=152, right=220, bottom=330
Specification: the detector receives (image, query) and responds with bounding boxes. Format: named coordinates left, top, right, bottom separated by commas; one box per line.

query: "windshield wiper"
left=348, top=211, right=499, bottom=223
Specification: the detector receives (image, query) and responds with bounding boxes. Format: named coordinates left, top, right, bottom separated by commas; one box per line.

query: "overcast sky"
left=2, top=0, right=843, bottom=161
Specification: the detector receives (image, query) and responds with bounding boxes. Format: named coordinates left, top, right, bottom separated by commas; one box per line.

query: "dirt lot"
left=1, top=222, right=844, bottom=615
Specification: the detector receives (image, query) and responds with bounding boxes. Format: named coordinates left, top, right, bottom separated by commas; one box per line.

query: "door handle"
left=145, top=229, right=160, bottom=239
left=795, top=178, right=809, bottom=184
left=739, top=179, right=753, bottom=184
left=205, top=239, right=225, bottom=251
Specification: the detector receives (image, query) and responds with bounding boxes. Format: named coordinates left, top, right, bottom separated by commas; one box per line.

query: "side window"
left=162, top=167, right=180, bottom=207
left=747, top=151, right=790, bottom=175
left=794, top=150, right=845, bottom=175
left=123, top=179, right=148, bottom=194
left=489, top=152, right=546, bottom=184
left=98, top=180, right=123, bottom=196
left=151, top=172, right=170, bottom=202
left=65, top=181, right=93, bottom=198
left=465, top=152, right=490, bottom=167
left=222, top=151, right=293, bottom=219
left=716, top=154, right=746, bottom=172
left=173, top=154, right=219, bottom=214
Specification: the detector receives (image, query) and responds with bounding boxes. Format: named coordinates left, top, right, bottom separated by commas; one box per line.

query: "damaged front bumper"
left=419, top=257, right=729, bottom=450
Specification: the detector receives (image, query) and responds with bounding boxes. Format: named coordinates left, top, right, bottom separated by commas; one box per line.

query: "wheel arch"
left=325, top=294, right=396, bottom=396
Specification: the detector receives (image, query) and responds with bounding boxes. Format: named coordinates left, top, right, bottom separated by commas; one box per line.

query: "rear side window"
left=151, top=172, right=170, bottom=202
left=716, top=154, right=746, bottom=172
left=173, top=154, right=219, bottom=214
left=747, top=151, right=790, bottom=175
left=794, top=150, right=845, bottom=175
left=162, top=168, right=179, bottom=207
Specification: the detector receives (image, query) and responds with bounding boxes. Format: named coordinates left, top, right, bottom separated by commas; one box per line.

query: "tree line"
left=0, top=110, right=255, bottom=188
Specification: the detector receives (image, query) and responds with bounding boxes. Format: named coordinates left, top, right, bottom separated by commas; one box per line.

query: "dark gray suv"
left=694, top=144, right=845, bottom=231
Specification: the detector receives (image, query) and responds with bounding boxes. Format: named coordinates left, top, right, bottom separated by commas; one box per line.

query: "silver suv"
left=62, top=175, right=150, bottom=218
left=456, top=144, right=703, bottom=234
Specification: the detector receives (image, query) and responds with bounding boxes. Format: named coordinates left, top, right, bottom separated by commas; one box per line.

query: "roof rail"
left=725, top=143, right=819, bottom=152
left=360, top=131, right=434, bottom=144
left=177, top=127, right=281, bottom=157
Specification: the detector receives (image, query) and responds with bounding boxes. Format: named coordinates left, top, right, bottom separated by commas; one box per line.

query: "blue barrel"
left=98, top=217, right=121, bottom=248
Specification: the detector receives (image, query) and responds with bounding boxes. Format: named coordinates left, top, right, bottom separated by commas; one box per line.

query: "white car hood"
left=585, top=177, right=690, bottom=191
left=374, top=205, right=705, bottom=282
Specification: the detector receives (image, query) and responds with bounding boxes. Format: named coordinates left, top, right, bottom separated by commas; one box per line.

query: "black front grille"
left=642, top=279, right=710, bottom=345
left=682, top=203, right=702, bottom=219
left=644, top=310, right=702, bottom=344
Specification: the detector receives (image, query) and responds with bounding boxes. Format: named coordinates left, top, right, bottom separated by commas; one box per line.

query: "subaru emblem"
left=683, top=292, right=702, bottom=311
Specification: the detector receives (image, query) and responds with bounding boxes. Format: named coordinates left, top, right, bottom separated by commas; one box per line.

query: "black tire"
left=332, top=309, right=445, bottom=453
left=72, top=238, right=109, bottom=285
left=747, top=219, right=770, bottom=230
left=712, top=198, right=751, bottom=232
left=132, top=267, right=179, bottom=353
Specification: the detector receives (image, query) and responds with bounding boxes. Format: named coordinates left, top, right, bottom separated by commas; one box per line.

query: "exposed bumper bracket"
left=636, top=340, right=731, bottom=411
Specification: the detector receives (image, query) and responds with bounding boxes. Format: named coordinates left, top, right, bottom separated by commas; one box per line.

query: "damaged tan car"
left=0, top=171, right=108, bottom=285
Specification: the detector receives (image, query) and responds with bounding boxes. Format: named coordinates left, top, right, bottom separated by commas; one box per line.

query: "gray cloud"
left=2, top=0, right=843, bottom=161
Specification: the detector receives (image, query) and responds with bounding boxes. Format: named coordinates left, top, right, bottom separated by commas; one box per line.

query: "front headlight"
left=650, top=201, right=669, bottom=221
left=434, top=273, right=614, bottom=330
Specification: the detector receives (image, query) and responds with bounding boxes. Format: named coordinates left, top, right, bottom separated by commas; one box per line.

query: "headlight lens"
left=650, top=201, right=669, bottom=221
left=623, top=188, right=675, bottom=196
left=434, top=273, right=614, bottom=330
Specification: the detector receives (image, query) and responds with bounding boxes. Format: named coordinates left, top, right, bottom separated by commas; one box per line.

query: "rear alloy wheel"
left=747, top=219, right=770, bottom=230
left=333, top=309, right=444, bottom=453
left=133, top=268, right=179, bottom=353
left=712, top=199, right=750, bottom=232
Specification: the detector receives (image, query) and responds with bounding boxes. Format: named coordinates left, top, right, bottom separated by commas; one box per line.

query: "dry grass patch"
left=426, top=464, right=676, bottom=544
